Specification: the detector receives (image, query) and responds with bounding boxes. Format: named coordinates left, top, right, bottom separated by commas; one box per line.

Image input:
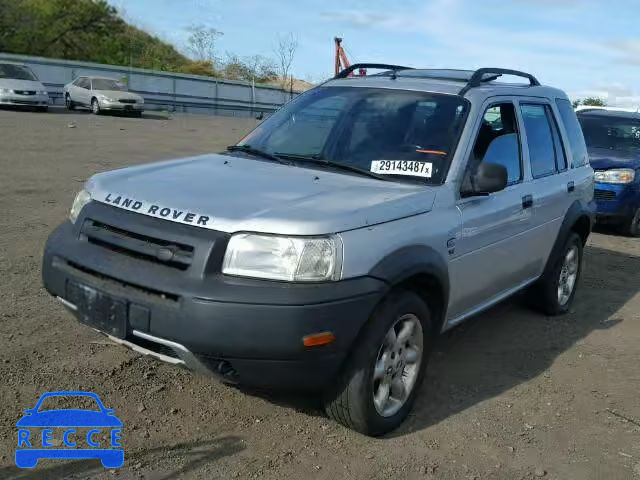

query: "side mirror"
left=255, top=112, right=264, bottom=120
left=462, top=162, right=508, bottom=197
left=474, top=162, right=508, bottom=194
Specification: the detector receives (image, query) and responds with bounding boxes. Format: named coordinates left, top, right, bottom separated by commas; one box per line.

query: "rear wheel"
left=324, top=291, right=431, bottom=436
left=529, top=232, right=583, bottom=316
left=91, top=98, right=101, bottom=115
left=620, top=207, right=640, bottom=237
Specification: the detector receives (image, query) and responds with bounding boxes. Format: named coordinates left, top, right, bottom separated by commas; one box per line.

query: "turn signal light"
left=303, top=332, right=335, bottom=347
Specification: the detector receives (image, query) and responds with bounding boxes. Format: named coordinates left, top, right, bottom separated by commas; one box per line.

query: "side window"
left=468, top=102, right=522, bottom=185
left=548, top=108, right=568, bottom=171
left=77, top=78, right=88, bottom=89
left=555, top=98, right=588, bottom=167
left=520, top=104, right=557, bottom=178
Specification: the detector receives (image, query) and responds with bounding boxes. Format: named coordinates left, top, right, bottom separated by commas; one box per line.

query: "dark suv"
left=577, top=108, right=640, bottom=236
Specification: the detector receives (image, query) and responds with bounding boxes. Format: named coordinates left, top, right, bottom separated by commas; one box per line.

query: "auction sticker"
left=370, top=160, right=433, bottom=178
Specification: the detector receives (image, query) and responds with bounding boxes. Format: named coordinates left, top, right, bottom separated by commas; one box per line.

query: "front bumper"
left=594, top=182, right=639, bottom=220
left=0, top=93, right=49, bottom=107
left=99, top=99, right=144, bottom=111
left=42, top=203, right=385, bottom=389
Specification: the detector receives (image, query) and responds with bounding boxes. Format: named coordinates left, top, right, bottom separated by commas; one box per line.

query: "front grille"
left=118, top=99, right=136, bottom=104
left=14, top=90, right=36, bottom=95
left=82, top=220, right=194, bottom=270
left=594, top=189, right=616, bottom=201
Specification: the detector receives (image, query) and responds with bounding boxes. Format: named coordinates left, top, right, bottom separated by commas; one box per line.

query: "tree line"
left=0, top=0, right=299, bottom=87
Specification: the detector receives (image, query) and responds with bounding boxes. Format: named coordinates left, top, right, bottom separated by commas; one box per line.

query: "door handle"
left=567, top=181, right=575, bottom=193
left=522, top=194, right=533, bottom=209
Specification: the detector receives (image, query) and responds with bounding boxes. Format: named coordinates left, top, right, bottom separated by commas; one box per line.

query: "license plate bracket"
left=67, top=281, right=127, bottom=338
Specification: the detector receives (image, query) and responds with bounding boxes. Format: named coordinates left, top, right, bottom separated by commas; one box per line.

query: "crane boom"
left=334, top=37, right=365, bottom=77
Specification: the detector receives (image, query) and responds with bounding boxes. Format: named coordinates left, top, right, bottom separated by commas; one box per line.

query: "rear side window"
left=520, top=104, right=557, bottom=178
left=555, top=99, right=589, bottom=167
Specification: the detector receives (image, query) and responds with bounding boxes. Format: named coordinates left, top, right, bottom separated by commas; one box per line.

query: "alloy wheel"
left=372, top=313, right=423, bottom=417
left=557, top=245, right=579, bottom=306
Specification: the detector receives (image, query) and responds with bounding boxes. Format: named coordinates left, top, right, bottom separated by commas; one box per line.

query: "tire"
left=65, top=94, right=75, bottom=110
left=620, top=207, right=640, bottom=237
left=91, top=97, right=101, bottom=115
left=36, top=106, right=48, bottom=113
left=529, top=232, right=583, bottom=316
left=324, top=291, right=432, bottom=436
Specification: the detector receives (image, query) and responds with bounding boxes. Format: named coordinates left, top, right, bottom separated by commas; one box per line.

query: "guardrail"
left=0, top=53, right=302, bottom=117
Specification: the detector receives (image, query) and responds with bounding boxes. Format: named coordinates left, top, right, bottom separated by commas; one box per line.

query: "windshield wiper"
left=274, top=152, right=392, bottom=181
left=226, top=145, right=290, bottom=165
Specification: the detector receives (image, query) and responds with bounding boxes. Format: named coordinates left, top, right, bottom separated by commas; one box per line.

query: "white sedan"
left=0, top=62, right=49, bottom=112
left=64, top=76, right=144, bottom=116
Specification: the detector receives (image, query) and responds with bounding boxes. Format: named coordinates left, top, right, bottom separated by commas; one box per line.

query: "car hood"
left=0, top=78, right=45, bottom=91
left=16, top=409, right=123, bottom=427
left=588, top=147, right=640, bottom=170
left=88, top=154, right=437, bottom=235
left=93, top=89, right=142, bottom=101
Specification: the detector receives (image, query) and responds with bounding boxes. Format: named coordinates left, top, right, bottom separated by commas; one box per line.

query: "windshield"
left=92, top=78, right=127, bottom=91
left=578, top=114, right=640, bottom=152
left=238, top=87, right=468, bottom=184
left=0, top=63, right=37, bottom=81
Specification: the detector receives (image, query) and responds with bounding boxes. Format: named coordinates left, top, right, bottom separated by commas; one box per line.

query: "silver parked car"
left=0, top=62, right=49, bottom=112
left=43, top=65, right=594, bottom=436
left=63, top=76, right=144, bottom=116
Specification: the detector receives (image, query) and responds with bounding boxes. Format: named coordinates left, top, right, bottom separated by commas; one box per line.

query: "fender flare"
left=368, top=244, right=450, bottom=310
left=542, top=199, right=594, bottom=277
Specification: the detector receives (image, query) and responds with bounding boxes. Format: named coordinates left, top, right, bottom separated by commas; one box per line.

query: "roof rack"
left=459, top=68, right=540, bottom=95
left=334, top=63, right=413, bottom=79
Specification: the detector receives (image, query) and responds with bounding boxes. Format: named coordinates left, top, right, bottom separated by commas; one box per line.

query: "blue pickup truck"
left=577, top=108, right=640, bottom=236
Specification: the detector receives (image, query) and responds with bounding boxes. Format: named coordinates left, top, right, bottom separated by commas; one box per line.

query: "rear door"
left=516, top=100, right=575, bottom=271
left=448, top=99, right=541, bottom=323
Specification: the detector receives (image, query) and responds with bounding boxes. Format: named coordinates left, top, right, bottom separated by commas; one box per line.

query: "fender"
left=542, top=199, right=594, bottom=277
left=368, top=244, right=450, bottom=308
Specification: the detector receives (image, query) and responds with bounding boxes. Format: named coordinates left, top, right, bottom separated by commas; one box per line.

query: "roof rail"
left=459, top=68, right=540, bottom=96
left=334, top=63, right=413, bottom=79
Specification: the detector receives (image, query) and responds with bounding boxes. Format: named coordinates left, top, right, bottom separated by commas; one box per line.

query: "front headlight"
left=38, top=90, right=48, bottom=95
left=0, top=88, right=12, bottom=94
left=222, top=233, right=342, bottom=282
left=594, top=168, right=636, bottom=184
left=69, top=189, right=91, bottom=223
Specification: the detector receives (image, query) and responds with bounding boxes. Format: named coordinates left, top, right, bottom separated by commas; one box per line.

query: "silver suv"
left=43, top=65, right=594, bottom=436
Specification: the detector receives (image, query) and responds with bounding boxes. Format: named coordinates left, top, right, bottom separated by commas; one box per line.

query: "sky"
left=107, top=0, right=640, bottom=106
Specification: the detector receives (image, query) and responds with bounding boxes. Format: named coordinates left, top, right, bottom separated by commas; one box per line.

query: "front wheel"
left=91, top=98, right=101, bottom=115
left=324, top=291, right=431, bottom=436
left=529, top=232, right=583, bottom=316
left=65, top=94, right=75, bottom=110
left=620, top=207, right=640, bottom=237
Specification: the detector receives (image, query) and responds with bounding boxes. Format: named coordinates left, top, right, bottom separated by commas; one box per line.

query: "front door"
left=447, top=100, right=542, bottom=323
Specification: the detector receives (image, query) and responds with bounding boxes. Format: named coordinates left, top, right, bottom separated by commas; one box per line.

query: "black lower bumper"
left=43, top=208, right=385, bottom=390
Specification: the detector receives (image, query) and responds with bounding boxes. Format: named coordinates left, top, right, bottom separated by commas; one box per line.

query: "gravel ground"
left=1, top=108, right=639, bottom=480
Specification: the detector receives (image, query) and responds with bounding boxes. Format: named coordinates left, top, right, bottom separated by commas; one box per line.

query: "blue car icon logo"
left=15, top=391, right=123, bottom=468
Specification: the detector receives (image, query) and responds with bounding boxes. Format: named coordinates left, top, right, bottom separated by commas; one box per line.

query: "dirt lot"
left=1, top=108, right=639, bottom=480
